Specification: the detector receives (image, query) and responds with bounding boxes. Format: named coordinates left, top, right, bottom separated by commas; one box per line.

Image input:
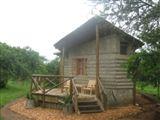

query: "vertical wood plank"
left=42, top=88, right=45, bottom=107
left=60, top=48, right=65, bottom=92
left=70, top=79, right=73, bottom=97
left=96, top=24, right=100, bottom=97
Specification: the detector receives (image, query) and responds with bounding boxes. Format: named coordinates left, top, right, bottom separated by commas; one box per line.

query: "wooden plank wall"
left=63, top=34, right=134, bottom=106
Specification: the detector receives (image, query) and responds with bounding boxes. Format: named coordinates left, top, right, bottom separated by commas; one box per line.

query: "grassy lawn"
left=0, top=117, right=2, bottom=120
left=137, top=82, right=160, bottom=99
left=0, top=80, right=30, bottom=107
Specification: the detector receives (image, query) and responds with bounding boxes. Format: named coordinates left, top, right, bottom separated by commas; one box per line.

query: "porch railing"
left=71, top=78, right=79, bottom=113
left=30, top=74, right=105, bottom=113
left=30, top=74, right=74, bottom=106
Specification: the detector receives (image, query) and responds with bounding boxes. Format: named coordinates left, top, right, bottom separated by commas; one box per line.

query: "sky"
left=0, top=0, right=93, bottom=60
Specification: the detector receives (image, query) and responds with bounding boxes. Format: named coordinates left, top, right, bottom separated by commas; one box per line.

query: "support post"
left=70, top=78, right=73, bottom=97
left=42, top=77, right=45, bottom=107
left=60, top=48, right=65, bottom=92
left=96, top=24, right=100, bottom=97
left=42, top=88, right=45, bottom=107
left=133, top=80, right=136, bottom=105
left=30, top=77, right=33, bottom=95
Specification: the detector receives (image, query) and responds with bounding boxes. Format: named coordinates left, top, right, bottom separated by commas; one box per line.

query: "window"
left=120, top=42, right=128, bottom=55
left=72, top=58, right=87, bottom=75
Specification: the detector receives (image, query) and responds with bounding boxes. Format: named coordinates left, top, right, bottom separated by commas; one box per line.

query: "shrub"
left=0, top=77, right=7, bottom=88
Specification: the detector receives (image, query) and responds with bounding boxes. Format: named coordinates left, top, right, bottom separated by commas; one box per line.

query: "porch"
left=30, top=74, right=105, bottom=114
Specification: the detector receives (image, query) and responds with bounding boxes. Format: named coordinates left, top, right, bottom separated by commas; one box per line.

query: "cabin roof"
left=54, top=16, right=143, bottom=50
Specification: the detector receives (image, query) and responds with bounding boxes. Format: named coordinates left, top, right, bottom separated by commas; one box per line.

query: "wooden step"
left=102, top=82, right=133, bottom=86
left=80, top=109, right=103, bottom=114
left=79, top=104, right=101, bottom=111
left=78, top=100, right=97, bottom=106
left=77, top=98, right=104, bottom=114
left=101, top=75, right=127, bottom=79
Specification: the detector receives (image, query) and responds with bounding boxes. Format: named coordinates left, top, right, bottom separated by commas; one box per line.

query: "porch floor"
left=32, top=88, right=96, bottom=100
left=32, top=88, right=66, bottom=97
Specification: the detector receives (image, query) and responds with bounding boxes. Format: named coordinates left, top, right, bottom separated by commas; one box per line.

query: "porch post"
left=96, top=24, right=100, bottom=97
left=133, top=80, right=136, bottom=105
left=60, top=47, right=65, bottom=92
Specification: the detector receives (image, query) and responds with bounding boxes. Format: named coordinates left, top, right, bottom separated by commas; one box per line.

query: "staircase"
left=77, top=97, right=104, bottom=114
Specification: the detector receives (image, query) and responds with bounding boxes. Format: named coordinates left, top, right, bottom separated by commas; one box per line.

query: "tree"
left=0, top=42, right=61, bottom=88
left=0, top=43, right=15, bottom=88
left=90, top=0, right=160, bottom=49
left=46, top=58, right=59, bottom=75
left=90, top=0, right=160, bottom=35
left=126, top=50, right=160, bottom=96
left=0, top=42, right=48, bottom=88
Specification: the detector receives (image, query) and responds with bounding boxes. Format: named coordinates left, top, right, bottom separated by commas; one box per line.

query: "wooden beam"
left=60, top=48, right=65, bottom=92
left=96, top=24, right=100, bottom=97
left=42, top=87, right=46, bottom=107
left=30, top=78, right=33, bottom=95
left=32, top=74, right=73, bottom=78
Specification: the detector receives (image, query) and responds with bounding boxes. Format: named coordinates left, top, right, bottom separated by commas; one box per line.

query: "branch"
left=139, top=0, right=154, bottom=7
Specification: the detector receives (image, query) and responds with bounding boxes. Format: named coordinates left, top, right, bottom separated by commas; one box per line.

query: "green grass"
left=0, top=80, right=30, bottom=107
left=0, top=116, right=3, bottom=120
left=137, top=83, right=158, bottom=95
left=137, top=82, right=160, bottom=100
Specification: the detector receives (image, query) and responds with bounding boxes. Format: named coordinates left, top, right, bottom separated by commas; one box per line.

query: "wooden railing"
left=30, top=74, right=104, bottom=113
left=71, top=78, right=79, bottom=113
left=30, top=74, right=74, bottom=106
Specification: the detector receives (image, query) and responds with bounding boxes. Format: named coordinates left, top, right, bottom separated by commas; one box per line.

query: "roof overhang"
left=54, top=16, right=144, bottom=50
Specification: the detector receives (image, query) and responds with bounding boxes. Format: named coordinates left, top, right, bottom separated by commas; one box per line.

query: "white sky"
left=0, top=0, right=93, bottom=60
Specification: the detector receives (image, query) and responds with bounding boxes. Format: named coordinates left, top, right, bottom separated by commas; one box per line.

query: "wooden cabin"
left=31, top=16, right=143, bottom=114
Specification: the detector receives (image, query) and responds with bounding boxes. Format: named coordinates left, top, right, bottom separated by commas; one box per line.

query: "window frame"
left=120, top=42, right=128, bottom=55
left=74, top=58, right=87, bottom=75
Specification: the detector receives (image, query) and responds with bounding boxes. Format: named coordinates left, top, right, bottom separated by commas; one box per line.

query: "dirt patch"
left=1, top=94, right=157, bottom=120
left=118, top=94, right=157, bottom=120
left=9, top=99, right=141, bottom=120
left=1, top=98, right=30, bottom=120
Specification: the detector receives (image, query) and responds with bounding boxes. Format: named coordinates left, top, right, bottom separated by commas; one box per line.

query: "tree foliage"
left=90, top=0, right=160, bottom=35
left=46, top=58, right=59, bottom=75
left=141, top=27, right=160, bottom=49
left=127, top=50, right=160, bottom=84
left=0, top=42, right=60, bottom=88
left=90, top=0, right=160, bottom=50
left=126, top=50, right=160, bottom=96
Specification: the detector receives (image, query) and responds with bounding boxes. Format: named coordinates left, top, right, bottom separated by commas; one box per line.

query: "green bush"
left=0, top=77, right=7, bottom=88
left=0, top=80, right=29, bottom=107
